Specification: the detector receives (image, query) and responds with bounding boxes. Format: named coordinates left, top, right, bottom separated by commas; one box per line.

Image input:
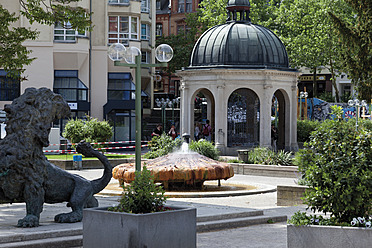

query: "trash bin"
left=237, top=150, right=250, bottom=163
left=73, top=155, right=83, bottom=170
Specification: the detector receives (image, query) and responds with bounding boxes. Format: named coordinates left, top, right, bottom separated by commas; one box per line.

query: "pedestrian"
left=203, top=120, right=212, bottom=142
left=271, top=124, right=278, bottom=152
left=151, top=124, right=163, bottom=137
left=194, top=122, right=201, bottom=141
left=168, top=124, right=177, bottom=140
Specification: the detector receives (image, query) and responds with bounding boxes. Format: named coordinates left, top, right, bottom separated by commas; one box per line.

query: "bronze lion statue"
left=0, top=88, right=112, bottom=227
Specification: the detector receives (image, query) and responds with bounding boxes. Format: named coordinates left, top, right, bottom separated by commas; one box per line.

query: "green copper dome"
left=189, top=2, right=290, bottom=70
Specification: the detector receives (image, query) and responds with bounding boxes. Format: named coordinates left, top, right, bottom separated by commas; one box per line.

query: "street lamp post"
left=108, top=43, right=173, bottom=171
left=299, top=91, right=308, bottom=120
left=155, top=97, right=180, bottom=128
left=348, top=99, right=367, bottom=131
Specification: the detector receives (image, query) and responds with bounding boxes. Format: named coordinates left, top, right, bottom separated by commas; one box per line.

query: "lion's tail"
left=76, top=142, right=112, bottom=194
left=90, top=152, right=113, bottom=194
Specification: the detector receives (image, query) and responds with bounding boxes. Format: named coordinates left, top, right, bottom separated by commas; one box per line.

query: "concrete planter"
left=287, top=224, right=372, bottom=248
left=277, top=185, right=308, bottom=206
left=83, top=206, right=197, bottom=248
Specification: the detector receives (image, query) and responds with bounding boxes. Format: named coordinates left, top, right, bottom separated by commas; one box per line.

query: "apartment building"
left=154, top=0, right=199, bottom=99
left=0, top=0, right=157, bottom=142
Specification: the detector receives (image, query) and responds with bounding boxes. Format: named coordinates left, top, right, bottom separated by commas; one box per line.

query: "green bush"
left=109, top=166, right=167, bottom=214
left=143, top=134, right=182, bottom=159
left=63, top=117, right=113, bottom=144
left=297, top=119, right=318, bottom=142
left=295, top=105, right=372, bottom=223
left=317, top=92, right=335, bottom=102
left=246, top=147, right=292, bottom=165
left=188, top=139, right=219, bottom=160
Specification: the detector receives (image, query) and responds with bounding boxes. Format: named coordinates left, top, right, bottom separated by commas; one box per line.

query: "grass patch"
left=45, top=153, right=134, bottom=160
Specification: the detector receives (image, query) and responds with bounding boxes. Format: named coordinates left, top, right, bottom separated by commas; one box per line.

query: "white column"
left=180, top=81, right=190, bottom=136
left=260, top=87, right=272, bottom=148
left=290, top=84, right=299, bottom=151
left=215, top=84, right=226, bottom=153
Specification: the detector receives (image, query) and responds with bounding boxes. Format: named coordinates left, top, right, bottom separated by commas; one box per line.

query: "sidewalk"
left=0, top=169, right=306, bottom=248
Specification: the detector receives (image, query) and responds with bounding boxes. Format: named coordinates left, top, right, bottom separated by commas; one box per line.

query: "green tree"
left=329, top=0, right=372, bottom=100
left=267, top=0, right=351, bottom=100
left=63, top=117, right=113, bottom=145
left=0, top=1, right=91, bottom=77
left=156, top=12, right=203, bottom=74
left=198, top=0, right=273, bottom=29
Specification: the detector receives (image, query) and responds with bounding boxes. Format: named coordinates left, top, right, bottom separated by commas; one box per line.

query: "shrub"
left=246, top=147, right=292, bottom=165
left=189, top=139, right=219, bottom=160
left=317, top=92, right=335, bottom=102
left=296, top=105, right=372, bottom=223
left=109, top=166, right=167, bottom=214
left=63, top=117, right=113, bottom=144
left=297, top=119, right=318, bottom=143
left=143, top=134, right=182, bottom=159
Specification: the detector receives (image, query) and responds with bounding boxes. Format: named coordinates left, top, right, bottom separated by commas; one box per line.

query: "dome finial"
left=226, top=0, right=251, bottom=23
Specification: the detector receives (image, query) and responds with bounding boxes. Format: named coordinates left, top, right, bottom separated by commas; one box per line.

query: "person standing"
left=168, top=124, right=177, bottom=140
left=203, top=120, right=212, bottom=142
left=194, top=122, right=201, bottom=141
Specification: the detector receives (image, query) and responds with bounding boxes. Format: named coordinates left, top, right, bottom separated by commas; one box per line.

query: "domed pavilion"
left=177, top=0, right=299, bottom=155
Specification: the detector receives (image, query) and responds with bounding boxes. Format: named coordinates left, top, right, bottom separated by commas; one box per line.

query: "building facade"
left=0, top=0, right=157, bottom=142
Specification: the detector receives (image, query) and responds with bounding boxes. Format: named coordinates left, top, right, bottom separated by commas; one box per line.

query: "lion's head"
left=3, top=88, right=71, bottom=147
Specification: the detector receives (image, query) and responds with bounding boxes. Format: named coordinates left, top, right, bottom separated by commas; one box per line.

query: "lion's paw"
left=17, top=215, right=39, bottom=228
left=54, top=212, right=83, bottom=223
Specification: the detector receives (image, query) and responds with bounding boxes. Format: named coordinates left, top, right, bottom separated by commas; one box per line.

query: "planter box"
left=230, top=163, right=299, bottom=178
left=277, top=185, right=308, bottom=206
left=287, top=224, right=372, bottom=248
left=83, top=206, right=197, bottom=248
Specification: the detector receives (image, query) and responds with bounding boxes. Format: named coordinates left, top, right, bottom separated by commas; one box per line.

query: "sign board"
left=68, top=103, right=78, bottom=110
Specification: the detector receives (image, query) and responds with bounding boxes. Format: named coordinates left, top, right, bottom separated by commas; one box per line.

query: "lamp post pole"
left=109, top=44, right=173, bottom=171
left=115, top=59, right=168, bottom=171
left=348, top=99, right=367, bottom=132
left=135, top=55, right=142, bottom=171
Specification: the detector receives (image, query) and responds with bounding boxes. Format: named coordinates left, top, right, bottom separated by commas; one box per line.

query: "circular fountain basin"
left=113, top=151, right=234, bottom=189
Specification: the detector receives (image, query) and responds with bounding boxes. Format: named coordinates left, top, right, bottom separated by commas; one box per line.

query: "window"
left=54, top=22, right=76, bottom=42
left=108, top=73, right=135, bottom=101
left=141, top=51, right=150, bottom=64
left=177, top=25, right=190, bottom=34
left=53, top=70, right=88, bottom=102
left=141, top=24, right=150, bottom=40
left=108, top=16, right=138, bottom=44
left=141, top=0, right=150, bottom=13
left=0, top=70, right=20, bottom=101
left=156, top=0, right=161, bottom=10
left=178, top=0, right=185, bottom=12
left=108, top=0, right=129, bottom=4
left=186, top=0, right=192, bottom=12
left=156, top=23, right=163, bottom=36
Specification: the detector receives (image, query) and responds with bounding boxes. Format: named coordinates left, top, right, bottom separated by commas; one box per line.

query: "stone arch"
left=188, top=88, right=216, bottom=140
left=272, top=89, right=291, bottom=150
left=227, top=88, right=260, bottom=147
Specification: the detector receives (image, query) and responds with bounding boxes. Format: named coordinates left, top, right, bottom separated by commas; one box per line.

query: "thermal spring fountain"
left=112, top=142, right=234, bottom=190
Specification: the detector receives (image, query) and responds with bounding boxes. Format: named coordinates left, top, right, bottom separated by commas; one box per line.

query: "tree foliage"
left=0, top=1, right=91, bottom=77
left=156, top=12, right=203, bottom=74
left=295, top=106, right=372, bottom=223
left=63, top=117, right=113, bottom=144
left=329, top=0, right=372, bottom=100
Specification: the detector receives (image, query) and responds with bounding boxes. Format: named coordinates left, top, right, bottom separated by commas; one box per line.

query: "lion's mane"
left=0, top=88, right=70, bottom=202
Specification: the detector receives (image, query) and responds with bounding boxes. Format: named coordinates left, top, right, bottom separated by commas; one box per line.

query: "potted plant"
left=288, top=106, right=372, bottom=248
left=83, top=166, right=196, bottom=248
